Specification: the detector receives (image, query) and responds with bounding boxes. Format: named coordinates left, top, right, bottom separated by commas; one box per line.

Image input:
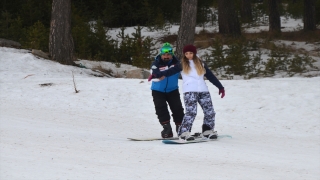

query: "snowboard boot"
left=161, top=123, right=173, bottom=138
left=179, top=131, right=195, bottom=141
left=202, top=130, right=218, bottom=139
left=202, top=124, right=217, bottom=139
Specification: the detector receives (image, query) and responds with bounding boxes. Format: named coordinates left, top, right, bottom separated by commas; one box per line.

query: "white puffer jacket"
left=181, top=60, right=209, bottom=93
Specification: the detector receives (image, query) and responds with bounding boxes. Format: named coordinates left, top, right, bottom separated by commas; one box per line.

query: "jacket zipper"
left=164, top=77, right=169, bottom=92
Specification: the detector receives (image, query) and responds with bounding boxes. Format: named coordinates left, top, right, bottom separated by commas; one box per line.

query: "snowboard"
left=127, top=137, right=179, bottom=141
left=127, top=132, right=203, bottom=141
left=162, top=134, right=232, bottom=144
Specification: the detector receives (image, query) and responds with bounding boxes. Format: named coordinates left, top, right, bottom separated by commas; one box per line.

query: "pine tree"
left=176, top=0, right=198, bottom=60
left=268, top=0, right=281, bottom=33
left=303, top=0, right=316, bottom=31
left=241, top=0, right=253, bottom=23
left=49, top=0, right=74, bottom=65
left=218, top=0, right=241, bottom=37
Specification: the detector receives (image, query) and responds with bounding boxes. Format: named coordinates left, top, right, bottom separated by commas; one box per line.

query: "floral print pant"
left=178, top=92, right=216, bottom=136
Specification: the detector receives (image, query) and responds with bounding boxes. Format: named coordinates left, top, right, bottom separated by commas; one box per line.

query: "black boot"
left=202, top=124, right=211, bottom=133
left=161, top=123, right=173, bottom=138
left=202, top=124, right=217, bottom=139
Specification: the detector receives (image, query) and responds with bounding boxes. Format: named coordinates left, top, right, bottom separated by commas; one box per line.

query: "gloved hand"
left=148, top=74, right=155, bottom=82
left=219, top=88, right=225, bottom=98
left=158, top=76, right=165, bottom=81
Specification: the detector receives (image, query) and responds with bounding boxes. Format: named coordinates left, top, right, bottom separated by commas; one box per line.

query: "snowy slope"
left=1, top=47, right=319, bottom=179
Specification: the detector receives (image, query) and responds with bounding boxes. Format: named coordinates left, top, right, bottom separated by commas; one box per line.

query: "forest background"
left=1, top=0, right=320, bottom=79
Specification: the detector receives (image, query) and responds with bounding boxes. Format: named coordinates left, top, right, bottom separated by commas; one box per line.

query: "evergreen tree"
left=71, top=5, right=90, bottom=59
left=101, top=0, right=117, bottom=26
left=49, top=0, right=74, bottom=65
left=197, top=0, right=213, bottom=27
left=241, top=0, right=253, bottom=23
left=25, top=21, right=49, bottom=51
left=218, top=0, right=241, bottom=37
left=176, top=0, right=198, bottom=60
left=268, top=0, right=281, bottom=33
left=303, top=0, right=316, bottom=31
left=0, top=11, right=12, bottom=39
left=286, top=0, right=303, bottom=19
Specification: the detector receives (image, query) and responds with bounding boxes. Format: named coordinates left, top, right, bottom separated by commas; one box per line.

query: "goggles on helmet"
left=160, top=47, right=174, bottom=55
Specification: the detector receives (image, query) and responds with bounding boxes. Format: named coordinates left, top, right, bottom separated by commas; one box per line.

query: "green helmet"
left=160, top=42, right=174, bottom=55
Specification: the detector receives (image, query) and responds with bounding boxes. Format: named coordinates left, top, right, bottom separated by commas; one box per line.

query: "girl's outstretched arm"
left=204, top=63, right=224, bottom=90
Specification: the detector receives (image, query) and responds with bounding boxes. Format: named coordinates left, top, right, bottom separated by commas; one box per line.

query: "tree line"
left=0, top=0, right=319, bottom=68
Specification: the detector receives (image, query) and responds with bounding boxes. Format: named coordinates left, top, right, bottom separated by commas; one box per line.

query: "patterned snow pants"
left=178, top=92, right=216, bottom=136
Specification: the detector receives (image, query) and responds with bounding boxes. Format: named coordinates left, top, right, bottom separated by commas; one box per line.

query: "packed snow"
left=1, top=16, right=320, bottom=179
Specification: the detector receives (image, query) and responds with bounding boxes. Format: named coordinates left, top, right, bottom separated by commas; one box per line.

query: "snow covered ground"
left=1, top=46, right=320, bottom=179
left=1, top=15, right=320, bottom=179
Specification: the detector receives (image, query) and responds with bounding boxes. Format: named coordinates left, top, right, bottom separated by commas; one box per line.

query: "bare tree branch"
left=72, top=71, right=80, bottom=93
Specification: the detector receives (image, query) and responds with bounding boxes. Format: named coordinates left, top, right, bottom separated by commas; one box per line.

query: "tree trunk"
left=49, top=0, right=74, bottom=65
left=218, top=0, right=241, bottom=37
left=241, top=0, right=253, bottom=23
left=303, top=0, right=316, bottom=31
left=176, top=0, right=198, bottom=60
left=268, top=0, right=281, bottom=33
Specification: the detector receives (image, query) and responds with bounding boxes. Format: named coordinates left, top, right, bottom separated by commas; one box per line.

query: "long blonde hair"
left=181, top=54, right=206, bottom=75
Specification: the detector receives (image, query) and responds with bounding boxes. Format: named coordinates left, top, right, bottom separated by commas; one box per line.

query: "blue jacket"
left=150, top=55, right=180, bottom=93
